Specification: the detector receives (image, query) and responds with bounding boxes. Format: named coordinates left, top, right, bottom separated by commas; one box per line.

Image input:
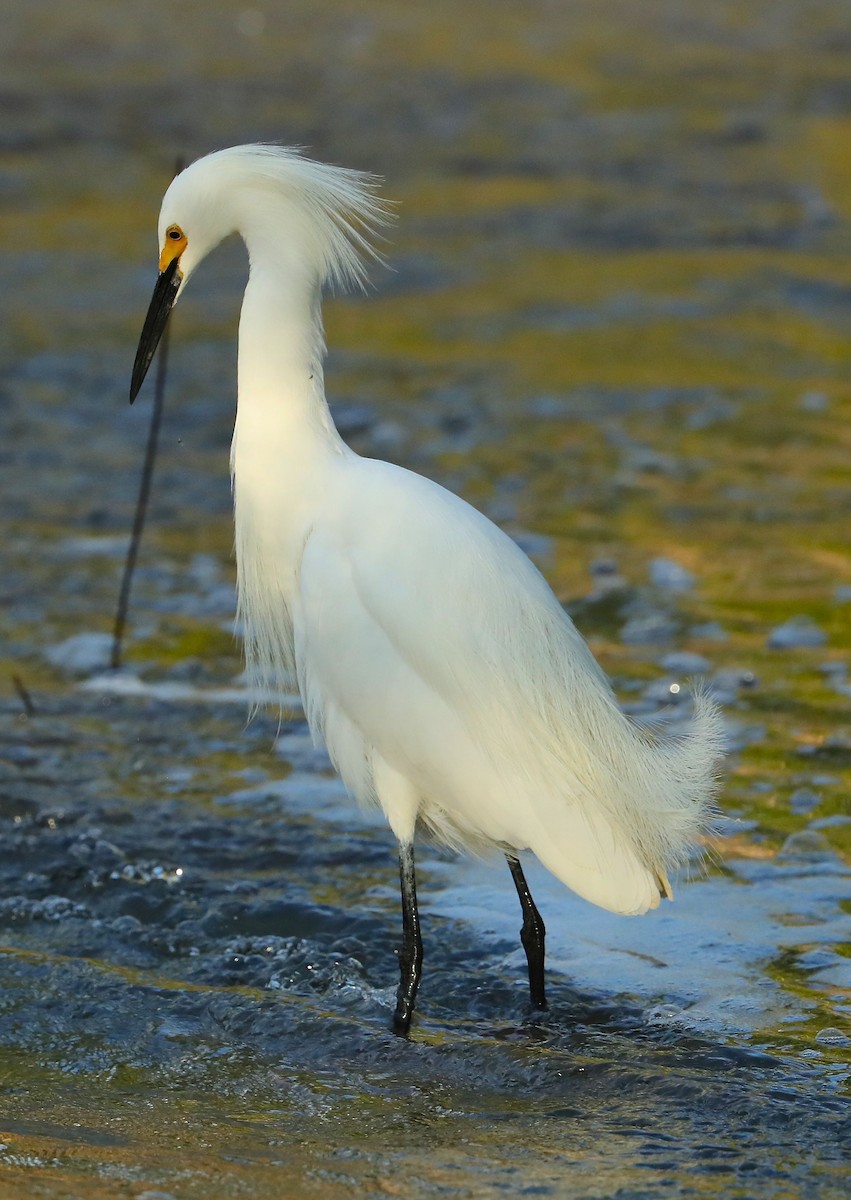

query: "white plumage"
left=131, top=144, right=724, bottom=1033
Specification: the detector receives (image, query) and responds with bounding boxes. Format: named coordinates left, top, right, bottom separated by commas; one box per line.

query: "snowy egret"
left=130, top=145, right=723, bottom=1035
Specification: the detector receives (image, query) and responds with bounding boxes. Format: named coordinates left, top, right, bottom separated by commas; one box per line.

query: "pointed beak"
left=129, top=256, right=182, bottom=403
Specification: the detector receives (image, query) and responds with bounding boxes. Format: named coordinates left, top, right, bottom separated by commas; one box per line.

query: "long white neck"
left=232, top=236, right=346, bottom=478
left=231, top=227, right=348, bottom=685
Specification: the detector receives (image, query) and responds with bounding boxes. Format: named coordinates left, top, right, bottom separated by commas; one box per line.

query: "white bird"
left=130, top=145, right=723, bottom=1035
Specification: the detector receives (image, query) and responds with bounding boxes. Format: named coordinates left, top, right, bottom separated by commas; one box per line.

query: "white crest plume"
left=160, top=143, right=390, bottom=294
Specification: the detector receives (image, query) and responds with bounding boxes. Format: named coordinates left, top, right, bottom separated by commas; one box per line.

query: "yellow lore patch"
left=159, top=225, right=187, bottom=272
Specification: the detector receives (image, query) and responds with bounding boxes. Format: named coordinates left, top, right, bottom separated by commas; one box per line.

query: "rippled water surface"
left=1, top=2, right=850, bottom=1196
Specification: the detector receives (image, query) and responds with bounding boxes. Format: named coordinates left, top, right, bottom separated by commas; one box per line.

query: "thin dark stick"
left=110, top=323, right=171, bottom=669
left=11, top=673, right=35, bottom=716
left=111, top=156, right=184, bottom=671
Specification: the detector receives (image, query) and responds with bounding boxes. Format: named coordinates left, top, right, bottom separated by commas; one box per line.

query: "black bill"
left=129, top=256, right=182, bottom=403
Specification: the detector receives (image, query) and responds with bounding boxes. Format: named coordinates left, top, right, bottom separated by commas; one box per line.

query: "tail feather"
left=521, top=688, right=725, bottom=916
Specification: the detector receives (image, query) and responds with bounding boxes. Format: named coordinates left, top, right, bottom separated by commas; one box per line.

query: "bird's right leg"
left=506, top=853, right=547, bottom=1010
left=393, top=840, right=423, bottom=1036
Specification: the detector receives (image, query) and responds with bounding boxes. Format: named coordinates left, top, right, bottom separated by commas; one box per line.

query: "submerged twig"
left=111, top=316, right=171, bottom=669
left=111, top=156, right=184, bottom=670
left=11, top=673, right=35, bottom=716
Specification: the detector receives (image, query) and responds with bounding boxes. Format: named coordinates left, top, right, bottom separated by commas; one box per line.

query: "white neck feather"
left=164, top=145, right=386, bottom=692
left=231, top=227, right=348, bottom=689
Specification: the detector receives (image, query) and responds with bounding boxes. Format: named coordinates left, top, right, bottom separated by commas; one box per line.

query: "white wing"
left=293, top=457, right=722, bottom=916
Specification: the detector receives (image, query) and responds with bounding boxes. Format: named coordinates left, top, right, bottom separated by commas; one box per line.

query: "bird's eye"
left=158, top=225, right=187, bottom=273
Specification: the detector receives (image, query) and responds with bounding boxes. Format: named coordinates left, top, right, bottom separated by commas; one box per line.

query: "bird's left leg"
left=373, top=757, right=423, bottom=1035
left=506, top=854, right=547, bottom=1010
left=393, top=840, right=423, bottom=1036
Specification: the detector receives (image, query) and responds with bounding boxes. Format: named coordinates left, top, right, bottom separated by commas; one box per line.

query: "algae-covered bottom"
left=0, top=680, right=849, bottom=1199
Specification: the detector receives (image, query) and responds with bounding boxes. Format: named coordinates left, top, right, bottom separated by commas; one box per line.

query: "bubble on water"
left=789, top=788, right=820, bottom=815
left=767, top=617, right=827, bottom=650
left=43, top=631, right=114, bottom=675
left=111, top=862, right=186, bottom=885
left=689, top=620, right=729, bottom=642
left=810, top=814, right=851, bottom=830
left=645, top=1003, right=686, bottom=1027
left=587, top=558, right=628, bottom=598
left=814, top=1027, right=851, bottom=1047
left=658, top=650, right=712, bottom=673
left=620, top=610, right=678, bottom=645
left=649, top=557, right=695, bottom=593
left=777, top=831, right=834, bottom=862
left=0, top=894, right=89, bottom=923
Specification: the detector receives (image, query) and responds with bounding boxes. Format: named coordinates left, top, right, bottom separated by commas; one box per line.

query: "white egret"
left=130, top=145, right=723, bottom=1035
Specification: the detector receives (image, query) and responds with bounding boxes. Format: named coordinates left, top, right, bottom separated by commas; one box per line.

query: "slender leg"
left=393, top=840, right=423, bottom=1036
left=506, top=854, right=547, bottom=1010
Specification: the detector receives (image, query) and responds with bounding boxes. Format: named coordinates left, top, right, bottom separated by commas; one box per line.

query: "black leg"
left=506, top=854, right=547, bottom=1010
left=392, top=841, right=423, bottom=1036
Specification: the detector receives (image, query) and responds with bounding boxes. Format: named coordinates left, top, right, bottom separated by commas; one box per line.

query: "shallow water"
left=1, top=2, right=850, bottom=1197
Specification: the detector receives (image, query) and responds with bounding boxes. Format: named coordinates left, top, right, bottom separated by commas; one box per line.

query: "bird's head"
left=129, top=156, right=240, bottom=402
left=156, top=158, right=243, bottom=290
left=129, top=144, right=388, bottom=403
